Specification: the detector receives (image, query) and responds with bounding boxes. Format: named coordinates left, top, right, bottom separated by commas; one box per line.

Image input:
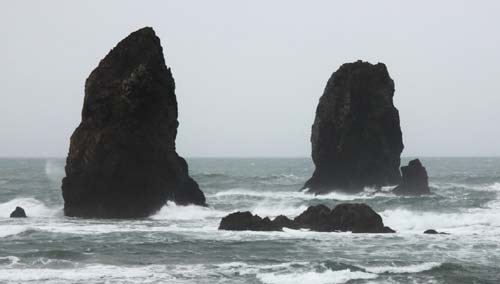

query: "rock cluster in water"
left=219, top=203, right=395, bottom=233
left=304, top=61, right=404, bottom=194
left=394, top=159, right=430, bottom=195
left=61, top=27, right=206, bottom=218
left=10, top=206, right=27, bottom=218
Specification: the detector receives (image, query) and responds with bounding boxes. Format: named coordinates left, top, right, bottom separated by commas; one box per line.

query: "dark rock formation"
left=424, top=229, right=449, bottom=235
left=294, top=203, right=395, bottom=233
left=272, top=215, right=300, bottom=230
left=10, top=207, right=27, bottom=218
left=293, top=204, right=333, bottom=231
left=218, top=212, right=280, bottom=231
left=219, top=203, right=395, bottom=233
left=393, top=159, right=430, bottom=195
left=61, top=27, right=205, bottom=218
left=304, top=61, right=404, bottom=194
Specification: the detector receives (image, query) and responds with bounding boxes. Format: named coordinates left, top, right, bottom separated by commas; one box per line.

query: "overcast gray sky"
left=1, top=1, right=499, bottom=157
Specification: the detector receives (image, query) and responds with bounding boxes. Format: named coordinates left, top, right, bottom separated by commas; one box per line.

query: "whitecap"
left=211, top=187, right=394, bottom=201
left=0, top=256, right=20, bottom=267
left=0, top=198, right=60, bottom=218
left=257, top=269, right=377, bottom=284
left=151, top=201, right=227, bottom=220
left=381, top=207, right=500, bottom=235
left=0, top=225, right=30, bottom=238
left=0, top=264, right=172, bottom=282
left=249, top=201, right=308, bottom=218
left=362, top=262, right=442, bottom=274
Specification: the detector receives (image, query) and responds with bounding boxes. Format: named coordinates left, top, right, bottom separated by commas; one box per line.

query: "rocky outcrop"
left=218, top=212, right=280, bottom=231
left=304, top=61, right=404, bottom=194
left=393, top=159, right=430, bottom=195
left=10, top=207, right=27, bottom=218
left=61, top=27, right=205, bottom=218
left=272, top=215, right=300, bottom=230
left=219, top=203, right=395, bottom=233
left=294, top=203, right=395, bottom=233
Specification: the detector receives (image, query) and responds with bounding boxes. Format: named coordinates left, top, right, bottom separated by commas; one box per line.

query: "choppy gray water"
left=0, top=158, right=499, bottom=283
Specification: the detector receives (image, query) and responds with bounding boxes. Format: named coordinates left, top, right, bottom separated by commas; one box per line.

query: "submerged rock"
left=219, top=203, right=395, bottom=233
left=218, top=212, right=281, bottom=231
left=62, top=27, right=205, bottom=218
left=304, top=61, right=404, bottom=194
left=424, top=229, right=449, bottom=235
left=10, top=207, right=27, bottom=218
left=393, top=159, right=430, bottom=195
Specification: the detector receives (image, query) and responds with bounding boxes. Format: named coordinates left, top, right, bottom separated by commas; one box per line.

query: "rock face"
left=10, top=207, right=27, bottom=218
left=61, top=27, right=206, bottom=218
left=219, top=203, right=395, bottom=233
left=272, top=215, right=300, bottom=230
left=393, top=159, right=430, bottom=195
left=218, top=212, right=280, bottom=231
left=294, top=203, right=395, bottom=233
left=304, top=61, right=404, bottom=194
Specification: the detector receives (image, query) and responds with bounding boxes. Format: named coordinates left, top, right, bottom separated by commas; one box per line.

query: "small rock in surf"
left=10, top=206, right=27, bottom=218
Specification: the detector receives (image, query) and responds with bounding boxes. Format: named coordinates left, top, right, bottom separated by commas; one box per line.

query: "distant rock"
left=219, top=203, right=395, bottom=233
left=393, top=159, right=430, bottom=195
left=218, top=212, right=281, bottom=231
left=10, top=207, right=27, bottom=218
left=61, top=27, right=205, bottom=218
left=304, top=61, right=404, bottom=194
left=424, top=229, right=449, bottom=235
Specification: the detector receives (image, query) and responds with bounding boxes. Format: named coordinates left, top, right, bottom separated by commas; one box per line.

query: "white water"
left=257, top=269, right=377, bottom=284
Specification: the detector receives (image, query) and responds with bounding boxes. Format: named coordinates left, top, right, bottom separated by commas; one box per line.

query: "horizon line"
left=1, top=155, right=500, bottom=159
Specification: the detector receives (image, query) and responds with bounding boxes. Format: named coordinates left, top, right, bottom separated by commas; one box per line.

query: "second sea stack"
left=61, top=27, right=206, bottom=218
left=304, top=61, right=404, bottom=194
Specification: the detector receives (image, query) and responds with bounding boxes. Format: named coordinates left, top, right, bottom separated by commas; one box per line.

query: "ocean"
left=0, top=157, right=499, bottom=283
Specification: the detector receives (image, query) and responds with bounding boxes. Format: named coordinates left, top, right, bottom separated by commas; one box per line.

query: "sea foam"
left=257, top=269, right=377, bottom=284
left=362, top=262, right=442, bottom=274
left=0, top=198, right=60, bottom=218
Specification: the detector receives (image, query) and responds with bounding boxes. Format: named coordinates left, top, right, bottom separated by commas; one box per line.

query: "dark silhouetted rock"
left=424, top=229, right=449, bottom=235
left=219, top=203, right=394, bottom=233
left=330, top=203, right=393, bottom=233
left=294, top=203, right=394, bottom=233
left=294, top=204, right=333, bottom=231
left=393, top=159, right=430, bottom=195
left=218, top=212, right=281, bottom=231
left=61, top=27, right=205, bottom=218
left=272, top=215, right=300, bottom=230
left=304, top=61, right=404, bottom=194
left=10, top=207, right=27, bottom=218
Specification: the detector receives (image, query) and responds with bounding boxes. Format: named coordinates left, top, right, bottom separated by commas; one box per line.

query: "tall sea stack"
left=304, top=61, right=404, bottom=194
left=62, top=27, right=206, bottom=218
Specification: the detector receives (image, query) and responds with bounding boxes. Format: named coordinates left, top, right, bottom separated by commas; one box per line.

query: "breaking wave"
left=257, top=269, right=377, bottom=284
left=211, top=187, right=396, bottom=201
left=0, top=198, right=60, bottom=218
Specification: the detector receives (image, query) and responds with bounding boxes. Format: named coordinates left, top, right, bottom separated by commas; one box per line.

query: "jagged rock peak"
left=62, top=27, right=205, bottom=218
